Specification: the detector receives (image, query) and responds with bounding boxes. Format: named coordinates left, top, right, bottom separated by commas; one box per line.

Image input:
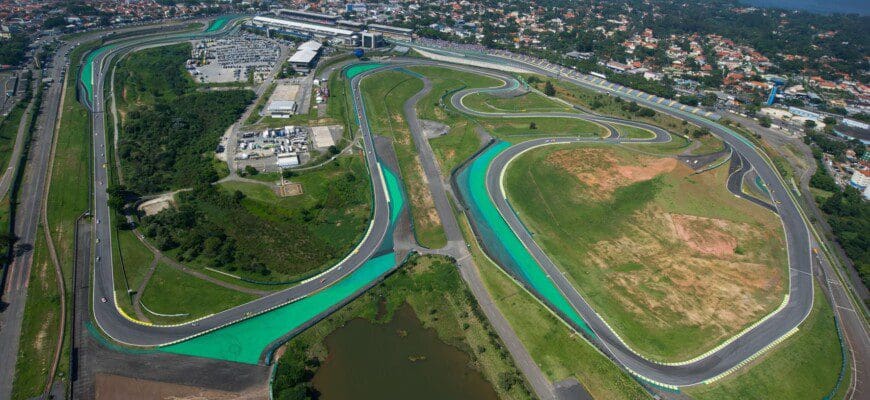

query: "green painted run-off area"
left=161, top=252, right=397, bottom=364
left=80, top=44, right=115, bottom=105
left=160, top=158, right=405, bottom=364
left=456, top=142, right=594, bottom=337
left=205, top=16, right=231, bottom=32
left=345, top=63, right=385, bottom=80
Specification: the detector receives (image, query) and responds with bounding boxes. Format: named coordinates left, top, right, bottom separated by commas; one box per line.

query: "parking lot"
left=187, top=33, right=284, bottom=83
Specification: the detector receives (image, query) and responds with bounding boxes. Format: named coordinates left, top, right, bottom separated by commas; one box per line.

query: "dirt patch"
left=546, top=148, right=676, bottom=199
left=35, top=318, right=50, bottom=354
left=95, top=374, right=268, bottom=400
left=585, top=206, right=783, bottom=333
left=139, top=193, right=176, bottom=216
left=420, top=119, right=450, bottom=138
left=276, top=182, right=303, bottom=197
left=409, top=160, right=441, bottom=229
left=669, top=214, right=737, bottom=257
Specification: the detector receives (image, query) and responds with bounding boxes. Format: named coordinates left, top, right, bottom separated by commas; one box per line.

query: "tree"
left=758, top=115, right=772, bottom=128
left=543, top=81, right=556, bottom=96
left=244, top=165, right=259, bottom=176
left=328, top=145, right=340, bottom=155
left=701, top=93, right=718, bottom=107
left=529, top=121, right=537, bottom=130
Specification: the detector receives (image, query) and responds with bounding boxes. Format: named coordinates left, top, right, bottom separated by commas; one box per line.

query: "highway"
left=0, top=42, right=71, bottom=400
left=68, top=22, right=865, bottom=395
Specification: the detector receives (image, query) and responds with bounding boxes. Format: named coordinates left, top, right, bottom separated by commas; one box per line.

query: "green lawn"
left=360, top=70, right=447, bottom=249
left=47, top=41, right=101, bottom=269
left=478, top=116, right=606, bottom=140
left=686, top=283, right=843, bottom=400
left=622, top=134, right=691, bottom=155
left=535, top=77, right=711, bottom=141
left=612, top=123, right=655, bottom=139
left=111, top=227, right=156, bottom=318
left=274, top=255, right=533, bottom=400
left=690, top=133, right=726, bottom=155
left=504, top=143, right=787, bottom=361
left=406, top=66, right=501, bottom=174
left=457, top=213, right=648, bottom=399
left=11, top=228, right=62, bottom=400
left=0, top=101, right=27, bottom=174
left=428, top=120, right=482, bottom=175
left=138, top=260, right=257, bottom=325
left=462, top=91, right=570, bottom=113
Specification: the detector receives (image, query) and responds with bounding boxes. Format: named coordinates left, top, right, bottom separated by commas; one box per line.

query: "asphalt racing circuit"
left=72, top=20, right=860, bottom=394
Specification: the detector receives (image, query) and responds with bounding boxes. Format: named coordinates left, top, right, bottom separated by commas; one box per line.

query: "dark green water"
left=311, top=304, right=500, bottom=400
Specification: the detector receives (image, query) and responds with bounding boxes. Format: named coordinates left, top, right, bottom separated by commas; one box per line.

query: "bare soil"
left=139, top=193, right=176, bottom=216
left=546, top=148, right=677, bottom=200
left=586, top=204, right=783, bottom=332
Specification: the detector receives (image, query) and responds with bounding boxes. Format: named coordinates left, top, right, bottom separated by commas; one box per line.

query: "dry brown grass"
left=546, top=148, right=677, bottom=200
left=586, top=206, right=783, bottom=331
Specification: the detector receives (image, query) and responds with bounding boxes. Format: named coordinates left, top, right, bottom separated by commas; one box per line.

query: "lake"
left=311, top=303, right=500, bottom=400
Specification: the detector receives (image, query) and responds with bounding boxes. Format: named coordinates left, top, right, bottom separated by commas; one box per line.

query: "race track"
left=78, top=25, right=821, bottom=388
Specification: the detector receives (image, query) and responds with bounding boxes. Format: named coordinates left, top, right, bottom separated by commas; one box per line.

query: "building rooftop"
left=288, top=49, right=318, bottom=64
left=268, top=100, right=298, bottom=112
left=298, top=40, right=323, bottom=52
left=253, top=16, right=354, bottom=37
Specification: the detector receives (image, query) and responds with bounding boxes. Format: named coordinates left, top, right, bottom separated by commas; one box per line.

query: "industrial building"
left=267, top=100, right=298, bottom=117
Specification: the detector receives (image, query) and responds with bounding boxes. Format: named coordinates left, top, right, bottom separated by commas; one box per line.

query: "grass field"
left=456, top=211, right=649, bottom=399
left=274, top=255, right=532, bottom=400
left=612, top=123, right=655, bottom=139
left=535, top=78, right=714, bottom=140
left=111, top=227, right=156, bottom=318
left=138, top=260, right=257, bottom=324
left=0, top=101, right=27, bottom=174
left=477, top=116, right=606, bottom=141
left=360, top=70, right=447, bottom=249
left=462, top=91, right=570, bottom=113
left=504, top=144, right=788, bottom=361
left=622, top=133, right=691, bottom=155
left=47, top=40, right=100, bottom=269
left=690, top=133, right=726, bottom=155
left=407, top=66, right=501, bottom=173
left=686, top=283, right=843, bottom=400
left=11, top=228, right=61, bottom=400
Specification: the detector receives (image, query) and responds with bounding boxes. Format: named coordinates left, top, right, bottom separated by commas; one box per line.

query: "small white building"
left=277, top=153, right=300, bottom=168
left=267, top=100, right=298, bottom=117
